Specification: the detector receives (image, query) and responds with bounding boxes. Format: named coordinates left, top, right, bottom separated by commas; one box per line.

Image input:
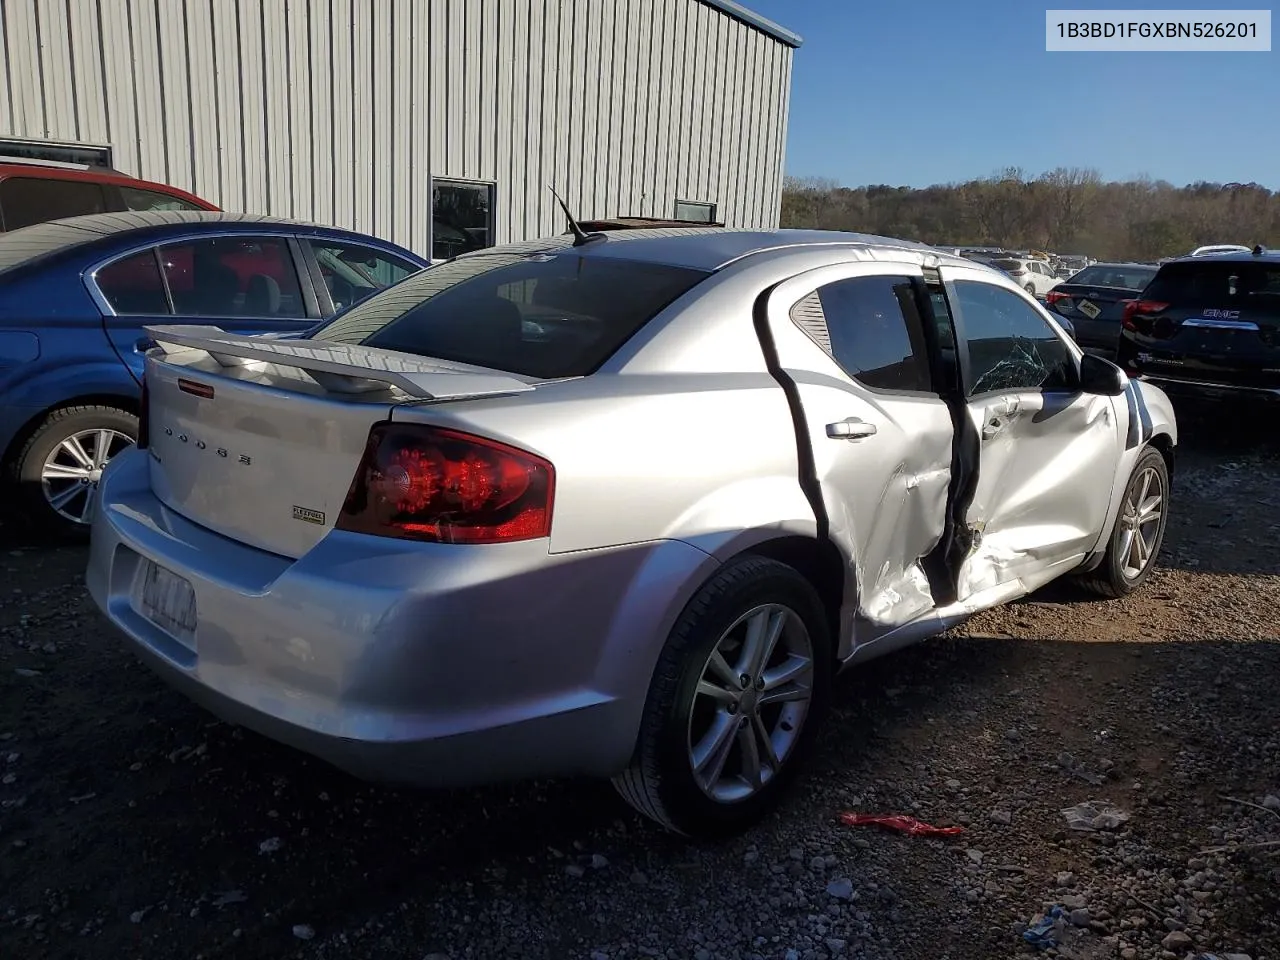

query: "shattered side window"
left=953, top=280, right=1076, bottom=397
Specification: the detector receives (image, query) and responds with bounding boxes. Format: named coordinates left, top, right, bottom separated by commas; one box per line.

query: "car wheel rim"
left=40, top=428, right=134, bottom=524
left=1116, top=465, right=1164, bottom=580
left=687, top=603, right=814, bottom=804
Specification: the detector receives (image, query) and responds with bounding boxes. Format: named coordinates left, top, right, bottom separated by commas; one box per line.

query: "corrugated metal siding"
left=0, top=0, right=793, bottom=252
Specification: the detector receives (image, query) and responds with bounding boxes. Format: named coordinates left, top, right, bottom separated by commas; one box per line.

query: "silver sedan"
left=86, top=228, right=1176, bottom=837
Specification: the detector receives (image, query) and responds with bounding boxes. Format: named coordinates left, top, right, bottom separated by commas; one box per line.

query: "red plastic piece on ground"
left=838, top=812, right=966, bottom=836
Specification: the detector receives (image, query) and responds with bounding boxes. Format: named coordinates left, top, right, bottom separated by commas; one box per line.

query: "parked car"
left=1189, top=244, right=1252, bottom=258
left=84, top=229, right=1177, bottom=836
left=0, top=159, right=217, bottom=230
left=1117, top=248, right=1280, bottom=402
left=1044, top=262, right=1159, bottom=358
left=0, top=211, right=429, bottom=534
left=990, top=256, right=1061, bottom=297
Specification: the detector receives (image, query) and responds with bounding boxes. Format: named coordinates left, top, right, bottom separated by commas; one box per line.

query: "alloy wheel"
left=40, top=428, right=133, bottom=524
left=1117, top=464, right=1164, bottom=580
left=687, top=603, right=815, bottom=804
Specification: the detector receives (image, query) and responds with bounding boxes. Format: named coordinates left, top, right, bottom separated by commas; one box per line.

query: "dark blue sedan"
left=0, top=211, right=428, bottom=534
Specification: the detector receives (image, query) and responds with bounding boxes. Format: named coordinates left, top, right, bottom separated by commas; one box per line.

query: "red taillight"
left=336, top=423, right=554, bottom=544
left=1045, top=291, right=1071, bottom=305
left=1121, top=299, right=1169, bottom=332
left=137, top=376, right=150, bottom=450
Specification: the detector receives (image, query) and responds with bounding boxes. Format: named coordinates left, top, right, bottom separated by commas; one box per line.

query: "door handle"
left=826, top=418, right=878, bottom=440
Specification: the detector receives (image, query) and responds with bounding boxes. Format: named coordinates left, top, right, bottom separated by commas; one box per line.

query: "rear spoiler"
left=143, top=325, right=535, bottom=400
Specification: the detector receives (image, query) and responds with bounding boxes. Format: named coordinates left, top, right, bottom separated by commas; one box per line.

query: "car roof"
left=1164, top=249, right=1280, bottom=266
left=0, top=211, right=409, bottom=278
left=454, top=227, right=967, bottom=273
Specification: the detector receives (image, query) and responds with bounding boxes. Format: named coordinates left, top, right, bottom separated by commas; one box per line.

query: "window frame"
left=788, top=272, right=942, bottom=397
left=84, top=230, right=323, bottom=320
left=674, top=199, right=717, bottom=223
left=942, top=275, right=1083, bottom=400
left=430, top=176, right=497, bottom=261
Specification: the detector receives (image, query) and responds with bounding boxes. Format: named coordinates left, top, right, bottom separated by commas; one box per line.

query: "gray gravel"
left=0, top=412, right=1277, bottom=959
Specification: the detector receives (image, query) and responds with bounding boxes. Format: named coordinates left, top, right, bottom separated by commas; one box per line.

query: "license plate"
left=1077, top=300, right=1102, bottom=319
left=134, top=560, right=197, bottom=648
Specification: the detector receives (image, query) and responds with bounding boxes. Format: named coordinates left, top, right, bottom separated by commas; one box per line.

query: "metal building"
left=0, top=0, right=799, bottom=259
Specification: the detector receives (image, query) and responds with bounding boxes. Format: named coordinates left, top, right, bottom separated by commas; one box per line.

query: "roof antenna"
left=548, top=185, right=605, bottom=247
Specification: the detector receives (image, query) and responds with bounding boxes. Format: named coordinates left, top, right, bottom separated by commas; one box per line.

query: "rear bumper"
left=86, top=448, right=713, bottom=787
left=1136, top=374, right=1280, bottom=402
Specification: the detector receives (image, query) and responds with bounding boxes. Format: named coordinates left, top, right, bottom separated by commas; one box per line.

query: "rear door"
left=90, top=234, right=321, bottom=383
left=937, top=265, right=1123, bottom=600
left=763, top=262, right=958, bottom=647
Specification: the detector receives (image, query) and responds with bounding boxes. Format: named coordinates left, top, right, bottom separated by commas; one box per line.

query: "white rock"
left=258, top=837, right=283, bottom=854
left=292, top=924, right=315, bottom=940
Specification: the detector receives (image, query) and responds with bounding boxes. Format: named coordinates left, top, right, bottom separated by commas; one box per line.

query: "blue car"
left=0, top=211, right=428, bottom=535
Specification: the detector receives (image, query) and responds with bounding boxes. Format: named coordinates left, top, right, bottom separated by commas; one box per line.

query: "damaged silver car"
left=85, top=228, right=1176, bottom=838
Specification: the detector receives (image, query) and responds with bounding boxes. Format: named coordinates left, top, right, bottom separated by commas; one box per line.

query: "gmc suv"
left=1116, top=248, right=1280, bottom=401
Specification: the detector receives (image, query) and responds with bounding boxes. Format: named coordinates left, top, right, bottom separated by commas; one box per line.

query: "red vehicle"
left=0, top=160, right=218, bottom=232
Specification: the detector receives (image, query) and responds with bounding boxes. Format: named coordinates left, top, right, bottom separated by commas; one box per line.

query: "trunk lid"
left=141, top=325, right=536, bottom=558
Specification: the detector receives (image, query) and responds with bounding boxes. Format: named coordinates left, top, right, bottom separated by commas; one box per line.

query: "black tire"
left=1024, top=283, right=1037, bottom=296
left=1077, top=447, right=1169, bottom=599
left=8, top=405, right=138, bottom=539
left=613, top=556, right=832, bottom=838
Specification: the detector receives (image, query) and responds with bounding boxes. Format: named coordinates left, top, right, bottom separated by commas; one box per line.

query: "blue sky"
left=743, top=0, right=1279, bottom=189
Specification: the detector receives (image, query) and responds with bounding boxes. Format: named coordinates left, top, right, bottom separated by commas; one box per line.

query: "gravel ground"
left=1, top=406, right=1277, bottom=960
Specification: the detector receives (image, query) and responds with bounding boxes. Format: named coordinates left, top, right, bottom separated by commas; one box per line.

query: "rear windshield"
left=1144, top=260, right=1280, bottom=307
left=313, top=251, right=710, bottom=378
left=991, top=259, right=1022, bottom=271
left=1069, top=265, right=1157, bottom=290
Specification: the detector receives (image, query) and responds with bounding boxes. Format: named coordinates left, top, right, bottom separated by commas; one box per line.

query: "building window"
left=674, top=200, right=717, bottom=223
left=432, top=179, right=494, bottom=261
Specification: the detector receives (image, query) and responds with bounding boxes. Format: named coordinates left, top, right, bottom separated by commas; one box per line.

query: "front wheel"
left=10, top=405, right=137, bottom=538
left=1078, top=447, right=1170, bottom=598
left=613, top=556, right=832, bottom=837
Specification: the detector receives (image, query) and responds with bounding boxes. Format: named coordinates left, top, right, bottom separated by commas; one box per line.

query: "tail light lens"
left=1044, top=291, right=1070, bottom=305
left=336, top=423, right=554, bottom=544
left=136, top=375, right=150, bottom=450
left=1121, top=299, right=1170, bottom=333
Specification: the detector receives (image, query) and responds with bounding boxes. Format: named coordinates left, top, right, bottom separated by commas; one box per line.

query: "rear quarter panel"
left=0, top=266, right=136, bottom=460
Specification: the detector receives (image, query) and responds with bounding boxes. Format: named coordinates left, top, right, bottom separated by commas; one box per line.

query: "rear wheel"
left=613, top=556, right=832, bottom=837
left=1024, top=282, right=1037, bottom=295
left=10, top=405, right=137, bottom=538
left=1078, top=447, right=1169, bottom=598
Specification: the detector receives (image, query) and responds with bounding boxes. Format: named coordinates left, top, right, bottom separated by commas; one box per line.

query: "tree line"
left=779, top=168, right=1278, bottom=262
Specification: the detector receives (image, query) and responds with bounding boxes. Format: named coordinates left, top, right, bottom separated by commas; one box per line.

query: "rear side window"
left=119, top=186, right=203, bottom=212
left=791, top=275, right=934, bottom=392
left=94, top=250, right=170, bottom=314
left=1145, top=261, right=1280, bottom=308
left=159, top=236, right=306, bottom=318
left=315, top=252, right=709, bottom=378
left=0, top=177, right=108, bottom=230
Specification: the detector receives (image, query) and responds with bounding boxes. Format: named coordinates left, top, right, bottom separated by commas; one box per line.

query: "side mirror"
left=1079, top=352, right=1128, bottom=396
